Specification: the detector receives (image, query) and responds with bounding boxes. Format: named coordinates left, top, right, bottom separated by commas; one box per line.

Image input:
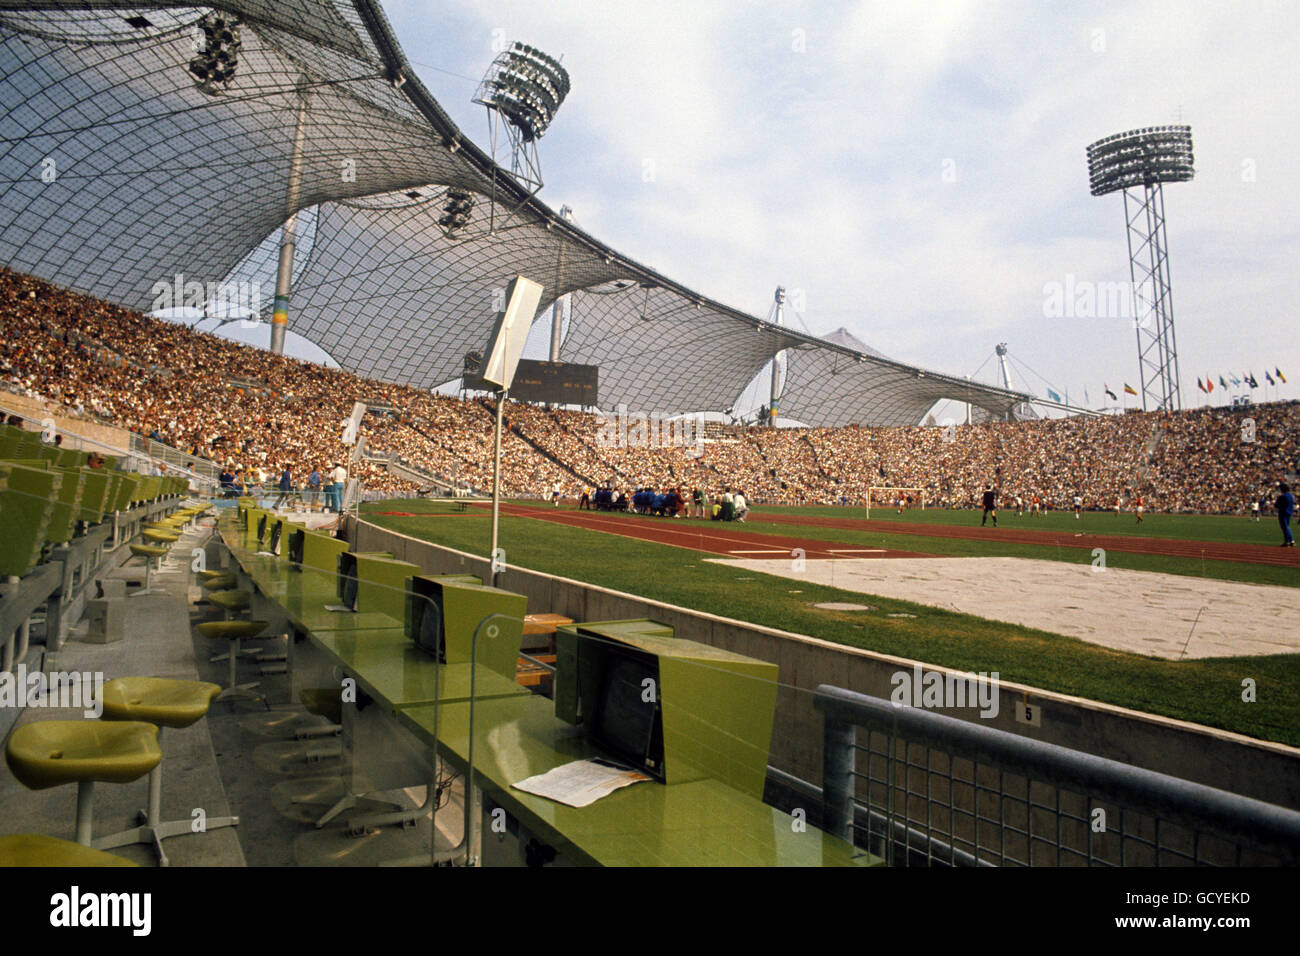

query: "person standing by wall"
left=308, top=466, right=322, bottom=510
left=275, top=464, right=293, bottom=509
left=331, top=462, right=348, bottom=513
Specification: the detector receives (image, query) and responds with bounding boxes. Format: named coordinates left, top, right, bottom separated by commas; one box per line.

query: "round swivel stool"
left=196, top=619, right=270, bottom=704
left=207, top=589, right=251, bottom=616
left=96, top=677, right=238, bottom=866
left=129, top=543, right=170, bottom=597
left=200, top=572, right=238, bottom=591
left=0, top=834, right=137, bottom=867
left=142, top=527, right=180, bottom=545
left=5, top=720, right=162, bottom=846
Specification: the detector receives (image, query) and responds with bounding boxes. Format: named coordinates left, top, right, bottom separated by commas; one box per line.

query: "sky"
left=360, top=0, right=1300, bottom=418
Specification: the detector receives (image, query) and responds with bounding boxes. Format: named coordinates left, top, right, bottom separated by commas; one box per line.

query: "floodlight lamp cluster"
left=438, top=188, right=475, bottom=233
left=1086, top=125, right=1194, bottom=197
left=189, top=12, right=242, bottom=94
left=473, top=42, right=570, bottom=142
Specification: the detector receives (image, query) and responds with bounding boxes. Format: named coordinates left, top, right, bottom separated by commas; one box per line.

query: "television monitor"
left=287, top=528, right=306, bottom=568
left=256, top=513, right=268, bottom=547
left=588, top=642, right=665, bottom=781
left=405, top=574, right=524, bottom=678
left=268, top=519, right=283, bottom=557
left=337, top=552, right=360, bottom=610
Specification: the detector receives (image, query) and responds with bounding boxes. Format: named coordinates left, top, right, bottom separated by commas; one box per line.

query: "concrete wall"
left=352, top=518, right=1300, bottom=811
left=0, top=392, right=132, bottom=454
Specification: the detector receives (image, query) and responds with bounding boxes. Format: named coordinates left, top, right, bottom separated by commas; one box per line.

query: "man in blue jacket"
left=1277, top=482, right=1295, bottom=547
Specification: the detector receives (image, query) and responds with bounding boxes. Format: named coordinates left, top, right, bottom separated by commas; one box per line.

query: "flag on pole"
left=1266, top=370, right=1275, bottom=385
left=1206, top=377, right=1214, bottom=393
left=1278, top=368, right=1288, bottom=384
left=1196, top=378, right=1205, bottom=393
left=1085, top=387, right=1090, bottom=405
left=1248, top=373, right=1259, bottom=388
left=1047, top=388, right=1062, bottom=403
left=1230, top=374, right=1241, bottom=386
left=1105, top=385, right=1118, bottom=401
left=1219, top=375, right=1227, bottom=389
left=1123, top=383, right=1138, bottom=396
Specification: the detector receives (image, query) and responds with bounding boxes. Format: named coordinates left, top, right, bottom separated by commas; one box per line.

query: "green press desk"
left=217, top=520, right=880, bottom=866
left=310, top=629, right=529, bottom=714
left=397, top=694, right=880, bottom=867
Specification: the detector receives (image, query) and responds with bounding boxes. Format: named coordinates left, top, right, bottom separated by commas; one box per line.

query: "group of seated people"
left=590, top=485, right=628, bottom=511
left=631, top=487, right=687, bottom=516
left=583, top=483, right=750, bottom=521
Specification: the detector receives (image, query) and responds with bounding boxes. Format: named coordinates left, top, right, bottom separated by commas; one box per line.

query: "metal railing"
left=128, top=433, right=220, bottom=484
left=815, top=684, right=1300, bottom=866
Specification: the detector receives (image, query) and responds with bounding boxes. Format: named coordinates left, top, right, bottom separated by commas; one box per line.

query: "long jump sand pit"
left=708, top=556, right=1300, bottom=660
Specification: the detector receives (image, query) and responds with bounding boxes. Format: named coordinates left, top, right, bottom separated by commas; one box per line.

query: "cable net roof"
left=0, top=1, right=1031, bottom=425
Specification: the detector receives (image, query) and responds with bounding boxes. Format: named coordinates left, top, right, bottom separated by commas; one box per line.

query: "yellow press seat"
left=5, top=720, right=162, bottom=846
left=142, top=528, right=180, bottom=544
left=200, top=572, right=238, bottom=591
left=95, top=677, right=238, bottom=866
left=0, top=834, right=137, bottom=867
left=100, top=676, right=221, bottom=728
left=300, top=688, right=343, bottom=726
left=197, top=619, right=269, bottom=704
left=207, top=589, right=250, bottom=613
left=128, top=542, right=171, bottom=596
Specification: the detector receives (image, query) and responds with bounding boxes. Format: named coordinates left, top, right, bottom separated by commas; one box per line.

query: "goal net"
left=866, top=486, right=924, bottom=518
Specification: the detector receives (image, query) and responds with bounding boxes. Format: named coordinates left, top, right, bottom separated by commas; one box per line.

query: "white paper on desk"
left=512, top=759, right=652, bottom=808
left=323, top=605, right=355, bottom=613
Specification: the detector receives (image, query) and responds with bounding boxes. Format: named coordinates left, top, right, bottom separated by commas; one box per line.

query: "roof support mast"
left=270, top=81, right=310, bottom=355
left=770, top=286, right=784, bottom=426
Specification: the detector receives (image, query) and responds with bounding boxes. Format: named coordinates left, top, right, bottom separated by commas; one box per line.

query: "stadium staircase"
left=507, top=423, right=595, bottom=486
left=800, top=434, right=834, bottom=481
left=469, top=396, right=598, bottom=487
left=379, top=420, right=481, bottom=495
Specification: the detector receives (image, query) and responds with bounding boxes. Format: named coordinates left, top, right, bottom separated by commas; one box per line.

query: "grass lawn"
left=497, top=499, right=1300, bottom=588
left=361, top=499, right=1300, bottom=748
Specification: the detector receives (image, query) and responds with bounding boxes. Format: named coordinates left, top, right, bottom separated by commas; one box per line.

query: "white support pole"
left=489, top=391, right=506, bottom=588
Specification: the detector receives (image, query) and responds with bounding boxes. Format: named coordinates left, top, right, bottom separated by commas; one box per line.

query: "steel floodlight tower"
left=1086, top=125, right=1195, bottom=412
left=473, top=42, right=570, bottom=231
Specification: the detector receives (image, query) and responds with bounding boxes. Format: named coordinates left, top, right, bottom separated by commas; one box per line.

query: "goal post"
left=865, top=486, right=924, bottom=519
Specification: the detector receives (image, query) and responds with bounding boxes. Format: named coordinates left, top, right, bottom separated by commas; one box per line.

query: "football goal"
left=866, top=486, right=924, bottom=519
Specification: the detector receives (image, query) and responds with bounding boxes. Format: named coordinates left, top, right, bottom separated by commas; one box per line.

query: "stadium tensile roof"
left=0, top=0, right=1031, bottom=425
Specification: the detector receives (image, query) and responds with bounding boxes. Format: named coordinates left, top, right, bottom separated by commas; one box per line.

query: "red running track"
left=490, top=504, right=933, bottom=560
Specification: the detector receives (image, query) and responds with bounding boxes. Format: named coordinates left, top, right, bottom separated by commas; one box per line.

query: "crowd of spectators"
left=2, top=268, right=1295, bottom=515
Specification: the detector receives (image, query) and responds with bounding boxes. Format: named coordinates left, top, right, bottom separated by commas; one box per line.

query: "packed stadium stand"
left=4, top=268, right=1296, bottom=514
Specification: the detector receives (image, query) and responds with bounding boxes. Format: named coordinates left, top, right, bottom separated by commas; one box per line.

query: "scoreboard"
left=463, top=355, right=598, bottom=406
